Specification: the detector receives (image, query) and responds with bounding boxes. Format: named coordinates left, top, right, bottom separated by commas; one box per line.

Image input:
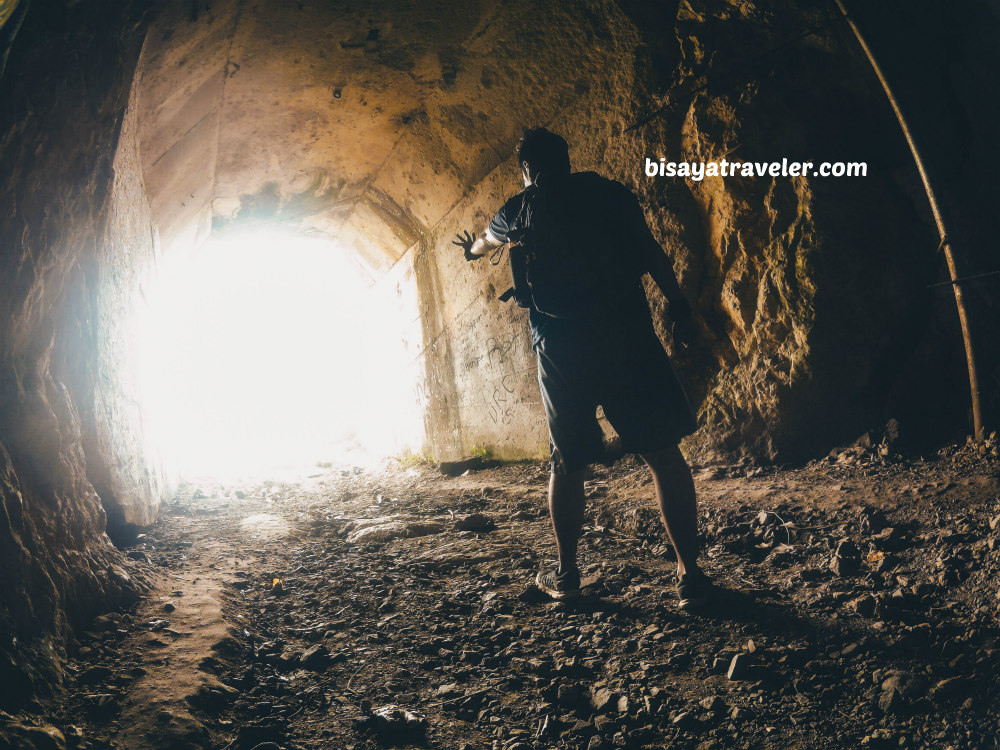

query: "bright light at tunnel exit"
left=134, top=228, right=423, bottom=481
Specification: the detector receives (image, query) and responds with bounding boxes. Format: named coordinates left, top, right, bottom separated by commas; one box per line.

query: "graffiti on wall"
left=488, top=374, right=517, bottom=425
left=485, top=334, right=516, bottom=370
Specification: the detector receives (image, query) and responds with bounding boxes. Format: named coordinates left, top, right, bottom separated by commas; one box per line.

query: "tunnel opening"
left=133, top=224, right=424, bottom=482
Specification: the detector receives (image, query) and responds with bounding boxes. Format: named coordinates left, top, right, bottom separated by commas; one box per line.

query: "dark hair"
left=518, top=127, right=571, bottom=176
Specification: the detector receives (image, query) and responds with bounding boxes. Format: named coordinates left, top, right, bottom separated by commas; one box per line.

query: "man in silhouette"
left=453, top=127, right=709, bottom=609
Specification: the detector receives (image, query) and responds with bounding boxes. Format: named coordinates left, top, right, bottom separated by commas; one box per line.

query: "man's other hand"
left=453, top=230, right=480, bottom=261
left=670, top=300, right=698, bottom=349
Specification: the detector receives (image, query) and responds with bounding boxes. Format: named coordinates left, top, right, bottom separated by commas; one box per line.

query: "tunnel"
left=1, top=0, right=999, bottom=748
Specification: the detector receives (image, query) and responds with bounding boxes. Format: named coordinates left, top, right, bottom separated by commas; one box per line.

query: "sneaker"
left=676, top=570, right=712, bottom=610
left=535, top=566, right=581, bottom=600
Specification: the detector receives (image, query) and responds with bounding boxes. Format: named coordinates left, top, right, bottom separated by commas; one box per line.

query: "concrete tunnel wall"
left=1, top=0, right=998, bottom=707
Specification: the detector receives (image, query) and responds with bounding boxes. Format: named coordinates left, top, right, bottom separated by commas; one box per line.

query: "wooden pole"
left=833, top=0, right=985, bottom=441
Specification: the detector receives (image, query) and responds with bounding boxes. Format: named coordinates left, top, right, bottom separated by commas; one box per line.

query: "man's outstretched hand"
left=453, top=230, right=480, bottom=262
left=670, top=299, right=698, bottom=349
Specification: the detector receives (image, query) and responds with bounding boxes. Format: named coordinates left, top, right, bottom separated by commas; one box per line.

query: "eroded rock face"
left=659, top=6, right=932, bottom=462
left=82, top=77, right=168, bottom=535
left=0, top=0, right=161, bottom=706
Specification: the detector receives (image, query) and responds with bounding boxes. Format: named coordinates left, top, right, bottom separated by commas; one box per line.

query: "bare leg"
left=640, top=445, right=701, bottom=577
left=548, top=468, right=588, bottom=572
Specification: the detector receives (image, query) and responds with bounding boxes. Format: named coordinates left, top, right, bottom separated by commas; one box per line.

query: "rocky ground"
left=2, top=435, right=1000, bottom=750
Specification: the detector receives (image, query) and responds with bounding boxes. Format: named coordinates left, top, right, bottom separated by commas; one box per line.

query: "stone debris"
left=299, top=643, right=332, bottom=670
left=439, top=456, right=485, bottom=476
left=88, top=613, right=123, bottom=632
left=345, top=516, right=447, bottom=544
left=453, top=512, right=495, bottom=532
left=34, top=447, right=1000, bottom=750
left=929, top=676, right=971, bottom=703
left=726, top=653, right=754, bottom=681
left=76, top=666, right=113, bottom=686
left=185, top=679, right=239, bottom=714
left=358, top=704, right=428, bottom=740
left=589, top=686, right=619, bottom=713
left=830, top=538, right=861, bottom=577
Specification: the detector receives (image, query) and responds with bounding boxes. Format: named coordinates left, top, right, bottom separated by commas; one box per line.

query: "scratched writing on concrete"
left=485, top=334, right=517, bottom=370
left=487, top=374, right=517, bottom=425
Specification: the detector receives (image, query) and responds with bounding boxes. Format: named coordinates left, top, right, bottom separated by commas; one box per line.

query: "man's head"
left=518, top=127, right=571, bottom=186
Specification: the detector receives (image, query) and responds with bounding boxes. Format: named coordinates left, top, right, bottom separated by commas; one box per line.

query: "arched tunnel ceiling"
left=138, top=0, right=628, bottom=275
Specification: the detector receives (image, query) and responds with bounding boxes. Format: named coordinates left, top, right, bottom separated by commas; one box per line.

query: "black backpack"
left=500, top=172, right=645, bottom=318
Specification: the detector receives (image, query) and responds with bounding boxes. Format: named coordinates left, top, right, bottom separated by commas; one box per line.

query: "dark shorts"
left=535, top=317, right=697, bottom=475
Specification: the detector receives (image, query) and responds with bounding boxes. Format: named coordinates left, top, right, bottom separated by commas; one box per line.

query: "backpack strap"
left=497, top=188, right=537, bottom=308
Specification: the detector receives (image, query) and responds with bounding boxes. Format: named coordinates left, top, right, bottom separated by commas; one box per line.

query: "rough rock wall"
left=416, top=0, right=983, bottom=463
left=0, top=0, right=156, bottom=707
left=646, top=0, right=933, bottom=461
left=81, top=76, right=168, bottom=535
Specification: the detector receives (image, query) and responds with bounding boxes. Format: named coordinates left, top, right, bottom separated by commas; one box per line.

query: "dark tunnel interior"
left=0, top=1, right=998, bottom=748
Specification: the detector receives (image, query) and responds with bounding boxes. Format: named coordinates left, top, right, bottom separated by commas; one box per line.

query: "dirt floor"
left=14, top=436, right=1000, bottom=750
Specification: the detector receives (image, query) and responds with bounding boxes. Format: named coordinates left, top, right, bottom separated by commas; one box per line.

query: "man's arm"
left=628, top=202, right=687, bottom=307
left=452, top=229, right=502, bottom=261
left=642, top=237, right=684, bottom=306
left=455, top=195, right=517, bottom=260
left=645, top=240, right=698, bottom=348
left=624, top=194, right=698, bottom=346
